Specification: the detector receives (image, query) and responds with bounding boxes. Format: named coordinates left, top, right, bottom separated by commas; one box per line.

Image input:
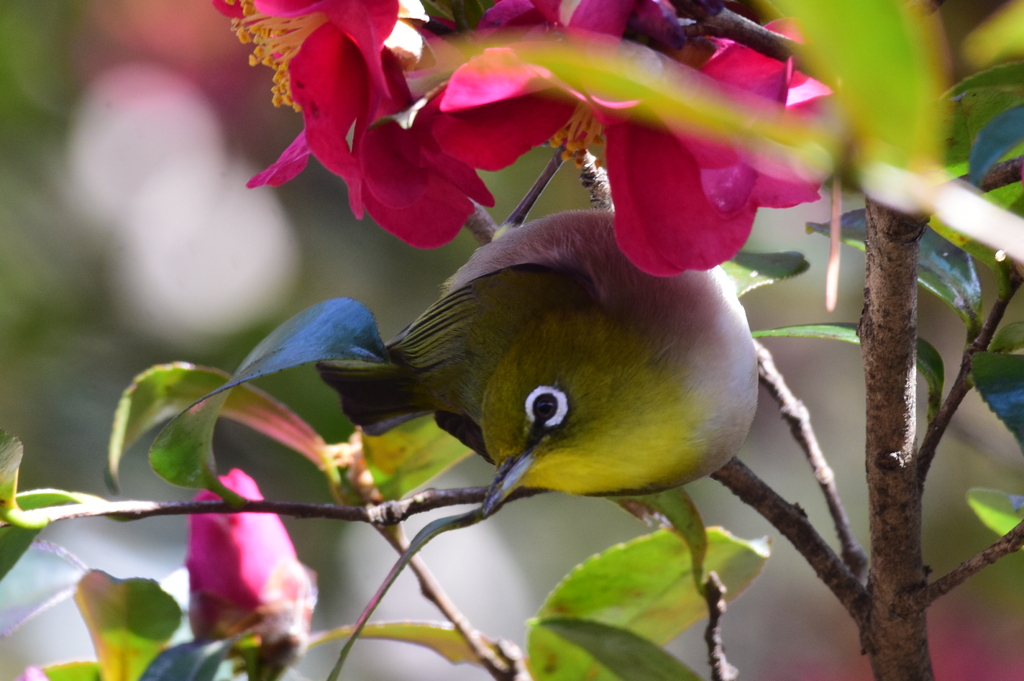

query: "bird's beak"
left=481, top=447, right=537, bottom=518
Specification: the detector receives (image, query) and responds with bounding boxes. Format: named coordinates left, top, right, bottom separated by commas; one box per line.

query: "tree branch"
left=977, top=156, right=1024, bottom=193
left=704, top=571, right=738, bottom=681
left=2, top=487, right=544, bottom=528
left=464, top=201, right=500, bottom=245
left=678, top=6, right=795, bottom=62
left=860, top=199, right=931, bottom=680
left=754, top=340, right=868, bottom=583
left=710, top=458, right=870, bottom=624
left=916, top=518, right=1024, bottom=607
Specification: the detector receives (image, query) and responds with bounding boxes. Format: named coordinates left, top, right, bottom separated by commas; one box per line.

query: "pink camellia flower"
left=187, top=469, right=316, bottom=672
left=434, top=35, right=829, bottom=275
left=14, top=668, right=48, bottom=681
left=214, top=0, right=495, bottom=247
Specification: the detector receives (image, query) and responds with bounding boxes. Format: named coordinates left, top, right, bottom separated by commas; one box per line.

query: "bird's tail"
left=316, top=361, right=435, bottom=435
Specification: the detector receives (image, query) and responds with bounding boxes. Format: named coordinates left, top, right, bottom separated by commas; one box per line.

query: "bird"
left=318, top=210, right=758, bottom=515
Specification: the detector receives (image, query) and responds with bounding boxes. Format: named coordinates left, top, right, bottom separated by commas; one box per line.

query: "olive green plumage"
left=318, top=211, right=757, bottom=509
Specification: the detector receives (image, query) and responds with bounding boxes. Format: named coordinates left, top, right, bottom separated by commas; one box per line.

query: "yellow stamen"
left=228, top=0, right=328, bottom=112
left=550, top=104, right=606, bottom=168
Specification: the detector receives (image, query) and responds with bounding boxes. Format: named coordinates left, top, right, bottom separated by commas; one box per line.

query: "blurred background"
left=2, top=0, right=1024, bottom=679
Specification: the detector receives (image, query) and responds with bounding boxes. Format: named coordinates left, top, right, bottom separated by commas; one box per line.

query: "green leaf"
left=944, top=88, right=1024, bottom=177
left=805, top=211, right=867, bottom=251
left=770, top=0, right=946, bottom=169
left=138, top=640, right=234, bottom=681
left=947, top=62, right=1024, bottom=97
left=148, top=298, right=386, bottom=495
left=753, top=322, right=860, bottom=344
left=964, top=0, right=1024, bottom=67
left=43, top=662, right=103, bottom=681
left=966, top=488, right=1024, bottom=539
left=526, top=528, right=768, bottom=681
left=1, top=542, right=87, bottom=638
left=362, top=417, right=472, bottom=500
left=614, top=488, right=708, bottom=591
left=929, top=217, right=1015, bottom=298
left=719, top=251, right=810, bottom=297
left=991, top=321, right=1024, bottom=353
left=917, top=228, right=983, bottom=339
left=807, top=211, right=982, bottom=335
left=509, top=42, right=836, bottom=172
left=972, top=352, right=1024, bottom=452
left=0, top=430, right=22, bottom=511
left=0, top=490, right=99, bottom=583
left=311, top=621, right=493, bottom=666
left=534, top=618, right=703, bottom=681
left=75, top=571, right=182, bottom=681
left=970, top=105, right=1024, bottom=186
left=110, top=364, right=329, bottom=493
left=753, top=324, right=945, bottom=418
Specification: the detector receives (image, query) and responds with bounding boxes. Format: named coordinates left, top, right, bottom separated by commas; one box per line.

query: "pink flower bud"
left=186, top=469, right=316, bottom=671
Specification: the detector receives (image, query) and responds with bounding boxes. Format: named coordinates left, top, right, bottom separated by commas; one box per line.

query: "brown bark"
left=860, top=199, right=932, bottom=680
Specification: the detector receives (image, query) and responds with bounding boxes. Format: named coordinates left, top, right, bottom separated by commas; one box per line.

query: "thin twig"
left=673, top=1, right=795, bottom=62
left=916, top=517, right=1024, bottom=607
left=754, top=341, right=868, bottom=583
left=1, top=487, right=545, bottom=528
left=916, top=279, right=1021, bottom=486
left=961, top=155, right=1023, bottom=193
left=710, top=458, right=870, bottom=624
left=704, top=571, right=738, bottom=681
left=503, top=147, right=564, bottom=227
left=579, top=151, right=614, bottom=211
left=378, top=525, right=522, bottom=680
left=464, top=201, right=500, bottom=245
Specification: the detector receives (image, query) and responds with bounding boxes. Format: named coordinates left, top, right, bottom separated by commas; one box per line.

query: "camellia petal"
left=441, top=47, right=558, bottom=112
left=248, top=132, right=311, bottom=188
left=751, top=171, right=823, bottom=208
left=288, top=22, right=368, bottom=211
left=479, top=0, right=546, bottom=30
left=564, top=0, right=636, bottom=35
left=701, top=40, right=790, bottom=104
left=362, top=173, right=476, bottom=247
left=606, top=122, right=756, bottom=274
left=361, top=123, right=430, bottom=208
left=435, top=93, right=576, bottom=171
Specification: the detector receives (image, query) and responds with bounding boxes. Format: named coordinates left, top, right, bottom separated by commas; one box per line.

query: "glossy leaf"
left=363, top=417, right=473, bottom=500
left=534, top=618, right=703, bottom=681
left=0, top=542, right=87, bottom=639
left=614, top=488, right=708, bottom=591
left=969, top=105, right=1024, bottom=186
left=929, top=217, right=1015, bottom=299
left=771, top=0, right=945, bottom=169
left=138, top=640, right=234, bottom=681
left=312, top=621, right=493, bottom=666
left=753, top=324, right=945, bottom=418
left=966, top=488, right=1024, bottom=540
left=808, top=211, right=982, bottom=335
left=964, top=0, right=1024, bottom=67
left=109, top=363, right=328, bottom=491
left=527, top=528, right=768, bottom=681
left=990, top=322, right=1024, bottom=353
left=972, top=352, right=1024, bottom=451
left=720, top=251, right=810, bottom=298
left=75, top=571, right=182, bottom=681
left=0, top=490, right=103, bottom=583
left=148, top=299, right=387, bottom=496
left=42, top=663, right=102, bottom=681
left=948, top=62, right=1024, bottom=97
left=805, top=210, right=867, bottom=251
left=943, top=88, right=1024, bottom=177
left=510, top=41, right=835, bottom=171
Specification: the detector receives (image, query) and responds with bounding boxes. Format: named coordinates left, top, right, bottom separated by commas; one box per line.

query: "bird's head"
left=478, top=305, right=713, bottom=517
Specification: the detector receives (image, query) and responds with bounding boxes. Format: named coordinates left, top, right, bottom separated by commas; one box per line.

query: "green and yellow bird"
left=318, top=210, right=757, bottom=515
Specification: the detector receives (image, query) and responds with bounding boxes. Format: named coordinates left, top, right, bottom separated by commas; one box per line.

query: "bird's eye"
left=525, top=386, right=568, bottom=428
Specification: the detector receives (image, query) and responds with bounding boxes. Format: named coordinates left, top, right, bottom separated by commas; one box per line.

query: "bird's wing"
left=390, top=263, right=594, bottom=423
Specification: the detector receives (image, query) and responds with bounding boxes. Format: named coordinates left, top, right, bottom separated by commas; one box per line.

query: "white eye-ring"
left=525, top=386, right=569, bottom=428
